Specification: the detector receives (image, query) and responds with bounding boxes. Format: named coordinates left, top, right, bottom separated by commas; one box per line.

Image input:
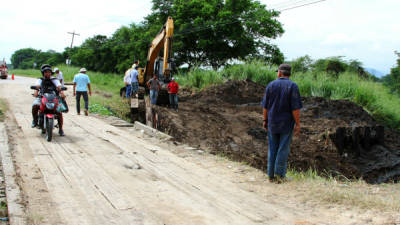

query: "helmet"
left=40, top=64, right=54, bottom=75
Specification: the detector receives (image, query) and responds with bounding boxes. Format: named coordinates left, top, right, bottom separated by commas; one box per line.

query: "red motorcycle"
left=31, top=86, right=67, bottom=141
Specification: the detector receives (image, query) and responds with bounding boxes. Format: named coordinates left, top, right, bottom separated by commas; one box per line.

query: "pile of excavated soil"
left=152, top=80, right=400, bottom=183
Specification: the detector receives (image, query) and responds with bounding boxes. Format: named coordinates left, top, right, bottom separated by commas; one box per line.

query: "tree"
left=347, top=59, right=369, bottom=79
left=146, top=0, right=284, bottom=69
left=11, top=48, right=65, bottom=69
left=71, top=35, right=115, bottom=73
left=325, top=57, right=346, bottom=78
left=11, top=48, right=38, bottom=69
left=383, top=51, right=400, bottom=95
left=109, top=23, right=151, bottom=73
left=290, top=55, right=313, bottom=74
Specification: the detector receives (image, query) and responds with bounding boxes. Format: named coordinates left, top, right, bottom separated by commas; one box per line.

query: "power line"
left=174, top=0, right=328, bottom=36
left=278, top=0, right=327, bottom=12
left=270, top=0, right=314, bottom=9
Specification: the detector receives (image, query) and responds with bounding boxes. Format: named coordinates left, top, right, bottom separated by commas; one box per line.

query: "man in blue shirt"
left=73, top=68, right=92, bottom=116
left=130, top=65, right=139, bottom=95
left=262, top=64, right=302, bottom=183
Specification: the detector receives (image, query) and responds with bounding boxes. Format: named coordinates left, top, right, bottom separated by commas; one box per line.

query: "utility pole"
left=67, top=31, right=80, bottom=65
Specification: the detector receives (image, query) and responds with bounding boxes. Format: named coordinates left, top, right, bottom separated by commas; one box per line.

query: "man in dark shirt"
left=146, top=74, right=161, bottom=105
left=262, top=64, right=302, bottom=183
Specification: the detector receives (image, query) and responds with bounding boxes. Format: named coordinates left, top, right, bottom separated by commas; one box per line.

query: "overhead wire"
left=278, top=0, right=327, bottom=11
left=270, top=0, right=317, bottom=9
left=174, top=0, right=328, bottom=37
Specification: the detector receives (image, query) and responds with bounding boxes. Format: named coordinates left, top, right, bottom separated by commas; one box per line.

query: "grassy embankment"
left=10, top=65, right=130, bottom=119
left=286, top=168, right=400, bottom=213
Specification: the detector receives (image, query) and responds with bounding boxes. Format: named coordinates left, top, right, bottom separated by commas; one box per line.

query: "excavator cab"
left=154, top=57, right=176, bottom=84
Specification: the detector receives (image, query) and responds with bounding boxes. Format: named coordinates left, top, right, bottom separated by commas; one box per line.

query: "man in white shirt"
left=53, top=67, right=68, bottom=112
left=54, top=68, right=64, bottom=87
left=123, top=67, right=132, bottom=98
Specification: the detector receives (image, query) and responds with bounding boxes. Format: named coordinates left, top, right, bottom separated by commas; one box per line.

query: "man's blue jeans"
left=150, top=90, right=158, bottom=105
left=76, top=91, right=89, bottom=113
left=267, top=129, right=293, bottom=178
left=126, top=85, right=132, bottom=98
left=131, top=82, right=139, bottom=94
left=169, top=93, right=178, bottom=109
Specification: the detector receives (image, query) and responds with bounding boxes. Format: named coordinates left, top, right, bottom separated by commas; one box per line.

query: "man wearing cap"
left=54, top=67, right=64, bottom=87
left=73, top=68, right=91, bottom=116
left=54, top=67, right=69, bottom=112
left=130, top=65, right=139, bottom=95
left=167, top=77, right=179, bottom=111
left=262, top=63, right=302, bottom=183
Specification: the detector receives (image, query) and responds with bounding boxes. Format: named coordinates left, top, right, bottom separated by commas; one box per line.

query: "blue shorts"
left=131, top=82, right=139, bottom=93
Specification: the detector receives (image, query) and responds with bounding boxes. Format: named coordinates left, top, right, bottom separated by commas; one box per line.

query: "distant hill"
left=365, top=68, right=386, bottom=78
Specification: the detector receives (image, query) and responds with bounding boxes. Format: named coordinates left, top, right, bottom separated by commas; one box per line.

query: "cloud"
left=260, top=0, right=400, bottom=74
left=322, top=33, right=356, bottom=45
left=1, top=0, right=152, bottom=62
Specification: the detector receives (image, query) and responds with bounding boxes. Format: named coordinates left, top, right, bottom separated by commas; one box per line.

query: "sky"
left=1, top=0, right=399, bottom=75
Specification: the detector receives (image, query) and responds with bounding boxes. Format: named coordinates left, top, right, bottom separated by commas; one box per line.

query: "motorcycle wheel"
left=39, top=115, right=45, bottom=134
left=46, top=117, right=53, bottom=142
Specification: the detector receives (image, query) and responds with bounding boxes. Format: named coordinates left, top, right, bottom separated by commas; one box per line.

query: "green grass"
left=0, top=98, right=7, bottom=122
left=285, top=168, right=400, bottom=212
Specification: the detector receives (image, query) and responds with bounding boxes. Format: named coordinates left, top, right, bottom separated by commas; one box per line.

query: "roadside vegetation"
left=0, top=98, right=7, bottom=122
left=285, top=168, right=400, bottom=213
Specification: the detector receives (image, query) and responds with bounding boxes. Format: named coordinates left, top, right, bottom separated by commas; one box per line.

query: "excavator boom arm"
left=144, top=17, right=174, bottom=82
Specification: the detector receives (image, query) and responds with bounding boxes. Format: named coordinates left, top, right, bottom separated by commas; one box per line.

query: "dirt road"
left=0, top=76, right=394, bottom=224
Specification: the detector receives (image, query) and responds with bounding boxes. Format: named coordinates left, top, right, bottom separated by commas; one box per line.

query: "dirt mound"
left=152, top=80, right=400, bottom=183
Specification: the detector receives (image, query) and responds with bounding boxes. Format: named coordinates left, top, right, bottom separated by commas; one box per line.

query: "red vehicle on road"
left=0, top=59, right=8, bottom=79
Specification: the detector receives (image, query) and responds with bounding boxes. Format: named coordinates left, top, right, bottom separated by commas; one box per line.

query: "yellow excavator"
left=131, top=17, right=175, bottom=126
left=138, top=16, right=175, bottom=90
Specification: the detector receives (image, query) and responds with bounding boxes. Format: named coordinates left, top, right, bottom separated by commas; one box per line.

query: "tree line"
left=381, top=51, right=400, bottom=95
left=11, top=0, right=284, bottom=74
left=288, top=55, right=378, bottom=80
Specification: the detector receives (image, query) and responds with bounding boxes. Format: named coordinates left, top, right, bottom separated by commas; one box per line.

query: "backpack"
left=40, top=77, right=58, bottom=94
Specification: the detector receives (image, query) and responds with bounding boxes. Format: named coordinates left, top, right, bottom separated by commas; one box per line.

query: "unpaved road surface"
left=0, top=76, right=395, bottom=225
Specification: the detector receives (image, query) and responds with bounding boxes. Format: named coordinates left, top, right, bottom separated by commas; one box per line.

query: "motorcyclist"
left=32, top=64, right=66, bottom=136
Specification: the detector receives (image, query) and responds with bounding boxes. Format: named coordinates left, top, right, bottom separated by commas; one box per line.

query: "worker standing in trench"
left=262, top=64, right=302, bottom=183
